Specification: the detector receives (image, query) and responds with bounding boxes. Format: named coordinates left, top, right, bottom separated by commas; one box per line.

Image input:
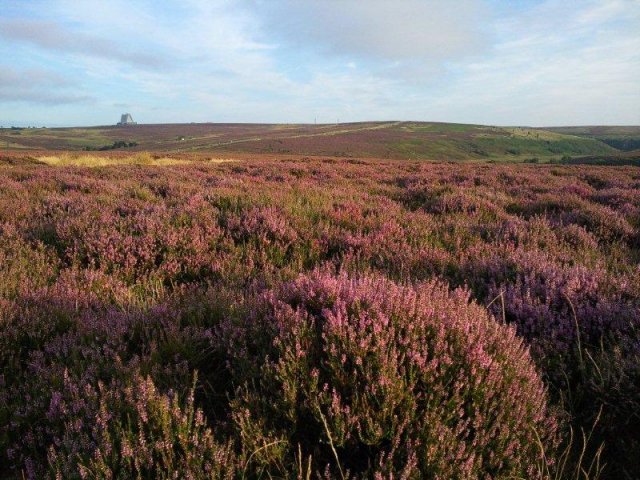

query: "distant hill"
left=545, top=126, right=640, bottom=152
left=1, top=121, right=634, bottom=161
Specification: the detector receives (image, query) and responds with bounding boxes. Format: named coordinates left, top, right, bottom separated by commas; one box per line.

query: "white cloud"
left=253, top=0, right=488, bottom=61
left=0, top=0, right=638, bottom=125
left=0, top=67, right=94, bottom=105
left=427, top=0, right=640, bottom=125
left=0, top=19, right=166, bottom=68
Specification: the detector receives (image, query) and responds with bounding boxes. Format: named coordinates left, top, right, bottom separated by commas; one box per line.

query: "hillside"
left=546, top=125, right=640, bottom=151
left=0, top=121, right=623, bottom=161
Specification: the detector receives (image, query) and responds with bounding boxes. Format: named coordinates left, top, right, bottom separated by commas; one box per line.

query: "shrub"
left=48, top=375, right=237, bottom=479
left=0, top=277, right=218, bottom=478
left=2, top=157, right=639, bottom=478
left=222, top=271, right=558, bottom=478
left=476, top=250, right=640, bottom=479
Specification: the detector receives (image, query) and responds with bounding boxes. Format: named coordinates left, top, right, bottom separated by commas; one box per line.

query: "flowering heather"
left=0, top=156, right=639, bottom=478
left=48, top=375, right=236, bottom=479
left=223, top=271, right=557, bottom=478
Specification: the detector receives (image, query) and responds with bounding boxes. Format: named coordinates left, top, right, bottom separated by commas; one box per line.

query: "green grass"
left=399, top=122, right=484, bottom=133
left=387, top=127, right=615, bottom=161
left=4, top=127, right=113, bottom=149
left=473, top=135, right=615, bottom=157
left=545, top=126, right=640, bottom=152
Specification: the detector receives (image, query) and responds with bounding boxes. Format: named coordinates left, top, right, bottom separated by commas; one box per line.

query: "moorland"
left=0, top=122, right=639, bottom=479
left=2, top=121, right=640, bottom=163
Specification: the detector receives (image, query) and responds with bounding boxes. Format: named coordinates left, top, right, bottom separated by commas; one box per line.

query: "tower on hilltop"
left=117, top=113, right=137, bottom=126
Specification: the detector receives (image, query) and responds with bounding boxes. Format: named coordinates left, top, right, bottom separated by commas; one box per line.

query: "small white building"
left=117, top=113, right=137, bottom=126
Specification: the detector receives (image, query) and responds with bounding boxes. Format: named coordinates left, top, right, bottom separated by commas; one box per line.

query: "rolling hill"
left=0, top=121, right=632, bottom=161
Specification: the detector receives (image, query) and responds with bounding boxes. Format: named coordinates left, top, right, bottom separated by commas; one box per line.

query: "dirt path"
left=184, top=121, right=406, bottom=152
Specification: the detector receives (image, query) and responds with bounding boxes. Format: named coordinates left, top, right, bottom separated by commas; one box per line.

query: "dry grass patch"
left=37, top=153, right=192, bottom=167
left=206, top=157, right=238, bottom=163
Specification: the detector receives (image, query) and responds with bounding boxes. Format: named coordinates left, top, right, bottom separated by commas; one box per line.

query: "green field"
left=546, top=125, right=640, bottom=152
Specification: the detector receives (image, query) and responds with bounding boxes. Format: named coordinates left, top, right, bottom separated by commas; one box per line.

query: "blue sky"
left=1, top=0, right=638, bottom=126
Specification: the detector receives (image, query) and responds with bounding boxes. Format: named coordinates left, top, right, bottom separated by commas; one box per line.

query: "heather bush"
left=466, top=248, right=640, bottom=479
left=0, top=280, right=223, bottom=477
left=222, top=271, right=558, bottom=478
left=0, top=223, right=58, bottom=299
left=47, top=375, right=237, bottom=479
left=1, top=159, right=639, bottom=478
left=481, top=252, right=639, bottom=355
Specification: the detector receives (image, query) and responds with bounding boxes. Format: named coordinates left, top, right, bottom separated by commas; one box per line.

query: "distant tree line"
left=83, top=140, right=138, bottom=151
left=599, top=138, right=640, bottom=151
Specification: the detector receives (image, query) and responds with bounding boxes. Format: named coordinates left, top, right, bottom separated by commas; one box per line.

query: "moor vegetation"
left=0, top=121, right=629, bottom=162
left=0, top=155, right=639, bottom=478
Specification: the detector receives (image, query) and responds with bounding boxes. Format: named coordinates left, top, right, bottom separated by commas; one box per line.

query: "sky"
left=0, top=0, right=639, bottom=127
